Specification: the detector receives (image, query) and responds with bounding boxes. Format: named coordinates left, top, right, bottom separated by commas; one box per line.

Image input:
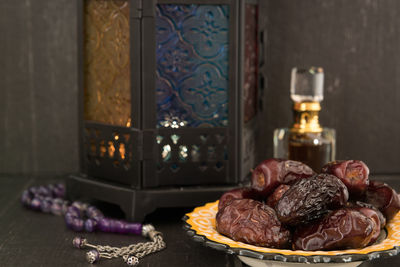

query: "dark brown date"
left=266, top=184, right=291, bottom=208
left=365, top=180, right=400, bottom=220
left=218, top=187, right=258, bottom=210
left=321, top=160, right=369, bottom=197
left=347, top=201, right=386, bottom=228
left=355, top=207, right=381, bottom=245
left=251, top=159, right=314, bottom=197
left=216, top=199, right=291, bottom=248
left=293, top=208, right=375, bottom=251
left=275, top=174, right=349, bottom=226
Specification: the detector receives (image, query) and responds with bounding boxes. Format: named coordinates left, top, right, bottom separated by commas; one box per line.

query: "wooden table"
left=1, top=174, right=400, bottom=267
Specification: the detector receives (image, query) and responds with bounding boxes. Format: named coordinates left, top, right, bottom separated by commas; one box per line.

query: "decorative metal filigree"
left=83, top=0, right=131, bottom=126
left=156, top=130, right=228, bottom=175
left=85, top=126, right=132, bottom=170
left=156, top=4, right=229, bottom=128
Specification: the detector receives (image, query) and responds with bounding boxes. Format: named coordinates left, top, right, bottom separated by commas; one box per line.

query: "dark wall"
left=0, top=0, right=79, bottom=174
left=261, top=0, right=400, bottom=173
left=1, top=0, right=399, bottom=175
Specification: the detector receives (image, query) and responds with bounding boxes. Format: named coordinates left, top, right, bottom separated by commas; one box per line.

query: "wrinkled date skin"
left=365, top=180, right=400, bottom=220
left=293, top=208, right=375, bottom=251
left=218, top=187, right=259, bottom=210
left=266, top=184, right=291, bottom=208
left=251, top=159, right=315, bottom=197
left=354, top=207, right=381, bottom=245
left=216, top=199, right=291, bottom=248
left=347, top=201, right=386, bottom=229
left=275, top=174, right=349, bottom=226
left=321, top=160, right=369, bottom=197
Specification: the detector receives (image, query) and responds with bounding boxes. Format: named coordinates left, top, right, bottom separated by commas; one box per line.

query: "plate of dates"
left=183, top=159, right=400, bottom=267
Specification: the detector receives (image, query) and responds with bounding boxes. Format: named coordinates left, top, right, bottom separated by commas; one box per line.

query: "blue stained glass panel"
left=156, top=4, right=229, bottom=128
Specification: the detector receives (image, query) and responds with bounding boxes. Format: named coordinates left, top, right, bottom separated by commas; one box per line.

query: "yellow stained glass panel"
left=84, top=0, right=131, bottom=126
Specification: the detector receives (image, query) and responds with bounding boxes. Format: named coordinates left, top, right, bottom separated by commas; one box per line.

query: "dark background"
left=1, top=0, right=400, bottom=175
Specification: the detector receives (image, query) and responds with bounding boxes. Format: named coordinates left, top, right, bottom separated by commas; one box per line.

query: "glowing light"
left=108, top=141, right=115, bottom=158
left=162, top=145, right=171, bottom=160
left=119, top=143, right=125, bottom=159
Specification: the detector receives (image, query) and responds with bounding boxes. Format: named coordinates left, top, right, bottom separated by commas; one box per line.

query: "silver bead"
left=142, top=224, right=155, bottom=237
left=86, top=250, right=99, bottom=264
left=125, top=255, right=139, bottom=266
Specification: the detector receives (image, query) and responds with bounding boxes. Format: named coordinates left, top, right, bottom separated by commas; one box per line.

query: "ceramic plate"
left=183, top=201, right=400, bottom=266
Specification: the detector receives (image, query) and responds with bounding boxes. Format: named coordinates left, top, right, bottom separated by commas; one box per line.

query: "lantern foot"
left=66, top=174, right=237, bottom=222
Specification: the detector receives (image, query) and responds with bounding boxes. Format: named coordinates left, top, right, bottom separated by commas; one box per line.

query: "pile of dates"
left=216, top=159, right=400, bottom=251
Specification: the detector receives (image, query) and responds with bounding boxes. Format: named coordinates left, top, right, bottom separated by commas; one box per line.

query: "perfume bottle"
left=273, top=67, right=336, bottom=171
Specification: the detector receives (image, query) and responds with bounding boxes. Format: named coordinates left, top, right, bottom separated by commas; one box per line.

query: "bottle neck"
left=290, top=102, right=323, bottom=133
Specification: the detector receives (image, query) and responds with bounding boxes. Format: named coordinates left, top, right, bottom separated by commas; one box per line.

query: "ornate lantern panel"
left=69, top=0, right=263, bottom=221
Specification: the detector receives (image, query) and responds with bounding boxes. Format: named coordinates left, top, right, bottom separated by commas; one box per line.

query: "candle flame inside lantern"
left=119, top=143, right=126, bottom=160
left=108, top=141, right=115, bottom=158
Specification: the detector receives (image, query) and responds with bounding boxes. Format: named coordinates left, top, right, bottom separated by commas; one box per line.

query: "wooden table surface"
left=1, top=174, right=400, bottom=267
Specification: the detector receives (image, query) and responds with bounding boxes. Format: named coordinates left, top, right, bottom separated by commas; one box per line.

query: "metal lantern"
left=67, top=0, right=264, bottom=221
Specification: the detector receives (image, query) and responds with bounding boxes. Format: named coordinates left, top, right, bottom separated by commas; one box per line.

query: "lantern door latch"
left=132, top=0, right=155, bottom=19
left=131, top=0, right=142, bottom=19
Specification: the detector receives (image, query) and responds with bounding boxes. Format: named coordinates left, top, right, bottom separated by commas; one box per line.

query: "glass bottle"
left=273, top=67, right=336, bottom=171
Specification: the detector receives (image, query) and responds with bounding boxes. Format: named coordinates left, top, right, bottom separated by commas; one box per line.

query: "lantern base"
left=66, top=174, right=237, bottom=222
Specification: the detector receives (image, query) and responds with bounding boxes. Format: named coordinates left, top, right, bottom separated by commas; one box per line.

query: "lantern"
left=67, top=0, right=264, bottom=221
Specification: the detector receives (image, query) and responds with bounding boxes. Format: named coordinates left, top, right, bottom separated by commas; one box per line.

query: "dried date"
left=347, top=201, right=386, bottom=228
left=275, top=174, right=349, bottom=226
left=293, top=208, right=375, bottom=250
left=365, top=180, right=400, bottom=220
left=216, top=199, right=291, bottom=248
left=321, top=160, right=369, bottom=197
left=266, top=184, right=291, bottom=208
left=354, top=207, right=381, bottom=245
left=251, top=159, right=314, bottom=197
left=218, top=187, right=258, bottom=210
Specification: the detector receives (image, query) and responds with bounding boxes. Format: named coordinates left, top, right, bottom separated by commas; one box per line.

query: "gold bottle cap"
left=291, top=101, right=322, bottom=133
left=293, top=101, right=321, bottom=112
left=290, top=67, right=324, bottom=134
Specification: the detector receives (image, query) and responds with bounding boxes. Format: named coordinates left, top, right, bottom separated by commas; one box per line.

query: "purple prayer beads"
left=22, top=183, right=164, bottom=266
left=85, top=219, right=96, bottom=232
left=21, top=183, right=67, bottom=215
left=21, top=183, right=143, bottom=236
left=96, top=218, right=142, bottom=235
